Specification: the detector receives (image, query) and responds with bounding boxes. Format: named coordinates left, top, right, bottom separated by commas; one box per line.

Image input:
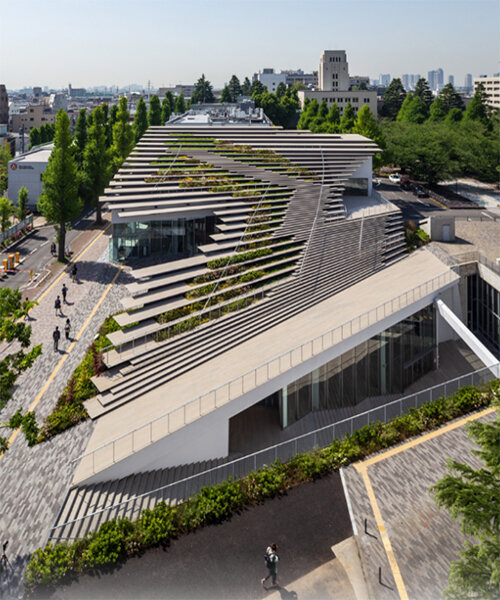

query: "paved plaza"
left=0, top=222, right=129, bottom=598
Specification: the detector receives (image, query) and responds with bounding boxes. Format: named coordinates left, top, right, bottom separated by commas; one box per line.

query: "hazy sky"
left=1, top=0, right=498, bottom=90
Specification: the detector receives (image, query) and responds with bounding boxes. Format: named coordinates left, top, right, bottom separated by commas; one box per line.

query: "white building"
left=297, top=50, right=378, bottom=116
left=255, top=68, right=287, bottom=93
left=7, top=144, right=53, bottom=208
left=474, top=76, right=500, bottom=109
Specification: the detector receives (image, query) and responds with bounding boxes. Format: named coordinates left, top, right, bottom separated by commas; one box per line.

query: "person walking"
left=71, top=264, right=78, bottom=283
left=61, top=283, right=68, bottom=303
left=54, top=295, right=62, bottom=316
left=261, top=543, right=279, bottom=588
left=53, top=326, right=60, bottom=352
left=64, top=318, right=71, bottom=341
left=50, top=241, right=56, bottom=256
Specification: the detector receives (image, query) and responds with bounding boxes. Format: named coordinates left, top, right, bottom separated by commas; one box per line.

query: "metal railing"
left=75, top=269, right=457, bottom=477
left=51, top=364, right=498, bottom=542
left=450, top=251, right=500, bottom=277
left=0, top=214, right=34, bottom=245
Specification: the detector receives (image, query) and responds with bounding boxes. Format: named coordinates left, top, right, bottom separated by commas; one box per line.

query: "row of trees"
left=29, top=123, right=56, bottom=149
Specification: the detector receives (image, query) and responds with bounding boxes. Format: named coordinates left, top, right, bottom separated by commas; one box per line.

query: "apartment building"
left=474, top=76, right=500, bottom=109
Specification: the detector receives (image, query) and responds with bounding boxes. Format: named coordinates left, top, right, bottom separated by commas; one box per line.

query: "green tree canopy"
left=110, top=97, right=134, bottom=174
left=82, top=106, right=111, bottom=224
left=174, top=93, right=186, bottom=114
left=339, top=103, right=356, bottom=132
left=464, top=84, right=490, bottom=127
left=354, top=105, right=385, bottom=168
left=73, top=108, right=87, bottom=169
left=251, top=80, right=265, bottom=96
left=438, top=83, right=464, bottom=112
left=413, top=78, right=434, bottom=107
left=327, top=103, right=341, bottom=126
left=445, top=108, right=463, bottom=125
left=147, top=94, right=162, bottom=126
left=317, top=100, right=329, bottom=120
left=0, top=145, right=11, bottom=195
left=397, top=94, right=428, bottom=124
left=133, top=97, right=148, bottom=142
left=275, top=82, right=287, bottom=99
left=107, top=104, right=118, bottom=148
left=220, top=86, right=232, bottom=103
left=228, top=75, right=242, bottom=102
left=161, top=97, right=172, bottom=124
left=17, top=186, right=29, bottom=222
left=241, top=77, right=252, bottom=95
left=191, top=74, right=215, bottom=104
left=0, top=196, right=12, bottom=232
left=429, top=96, right=448, bottom=121
left=38, top=110, right=80, bottom=262
left=431, top=411, right=500, bottom=600
left=381, top=78, right=406, bottom=119
left=29, top=128, right=41, bottom=150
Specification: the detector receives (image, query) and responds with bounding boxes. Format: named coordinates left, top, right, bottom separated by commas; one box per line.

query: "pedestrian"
left=62, top=283, right=68, bottom=303
left=54, top=295, right=62, bottom=316
left=71, top=264, right=78, bottom=283
left=64, top=318, right=71, bottom=341
left=24, top=297, right=31, bottom=321
left=50, top=241, right=56, bottom=256
left=261, top=543, right=279, bottom=588
left=53, top=326, right=60, bottom=352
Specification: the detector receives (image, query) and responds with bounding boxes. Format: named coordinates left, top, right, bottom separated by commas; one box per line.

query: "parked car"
left=389, top=173, right=401, bottom=184
left=400, top=177, right=412, bottom=190
left=413, top=185, right=429, bottom=198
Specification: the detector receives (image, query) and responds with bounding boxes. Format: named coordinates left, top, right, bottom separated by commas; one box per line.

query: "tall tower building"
left=318, top=51, right=350, bottom=91
left=380, top=73, right=391, bottom=87
left=448, top=75, right=454, bottom=86
left=402, top=74, right=410, bottom=90
left=0, top=85, right=8, bottom=125
left=436, top=68, right=444, bottom=89
left=464, top=74, right=473, bottom=90
left=428, top=70, right=437, bottom=90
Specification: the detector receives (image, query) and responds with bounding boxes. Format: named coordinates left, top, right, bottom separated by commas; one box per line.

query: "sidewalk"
left=0, top=226, right=129, bottom=599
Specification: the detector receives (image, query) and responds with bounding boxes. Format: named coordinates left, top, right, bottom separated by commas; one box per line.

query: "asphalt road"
left=0, top=208, right=97, bottom=291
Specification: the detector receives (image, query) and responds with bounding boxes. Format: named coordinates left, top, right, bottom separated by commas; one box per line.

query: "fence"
left=450, top=250, right=500, bottom=277
left=50, top=364, right=498, bottom=542
left=77, top=269, right=457, bottom=478
left=0, top=214, right=34, bottom=245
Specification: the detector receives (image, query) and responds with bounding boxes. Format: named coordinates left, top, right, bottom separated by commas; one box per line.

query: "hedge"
left=25, top=380, right=499, bottom=591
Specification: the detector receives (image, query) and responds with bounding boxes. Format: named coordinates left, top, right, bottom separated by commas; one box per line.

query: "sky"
left=1, top=0, right=499, bottom=90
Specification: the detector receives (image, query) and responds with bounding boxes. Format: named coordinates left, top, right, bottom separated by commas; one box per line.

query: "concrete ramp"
left=435, top=298, right=499, bottom=377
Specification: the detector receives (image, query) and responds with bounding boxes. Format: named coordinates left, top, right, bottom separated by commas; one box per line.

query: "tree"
left=431, top=411, right=500, bottom=600
left=82, top=106, right=110, bottom=225
left=73, top=108, right=87, bottom=169
left=413, top=78, right=434, bottom=107
left=191, top=74, right=215, bottom=104
left=39, top=124, right=48, bottom=144
left=228, top=75, right=242, bottom=102
left=359, top=81, right=368, bottom=90
left=276, top=82, right=287, bottom=99
left=0, top=145, right=11, bottom=195
left=161, top=97, right=172, bottom=124
left=381, top=78, right=406, bottom=119
left=241, top=77, right=252, bottom=95
left=297, top=98, right=318, bottom=130
left=397, top=94, right=428, bottom=124
left=134, top=97, right=148, bottom=142
left=327, top=103, right=341, bottom=127
left=148, top=94, right=162, bottom=126
left=438, top=83, right=464, bottom=112
left=220, top=86, right=232, bottom=103
left=0, top=287, right=42, bottom=453
left=251, top=80, right=265, bottom=96
left=107, top=104, right=118, bottom=148
left=464, top=84, right=490, bottom=127
left=354, top=105, right=385, bottom=168
left=429, top=96, right=448, bottom=121
left=110, top=97, right=134, bottom=174
left=339, top=103, right=356, bottom=132
left=174, top=93, right=186, bottom=114
left=17, top=186, right=28, bottom=222
left=0, top=196, right=12, bottom=232
left=29, top=128, right=41, bottom=149
left=445, top=108, right=463, bottom=126
left=38, top=110, right=80, bottom=262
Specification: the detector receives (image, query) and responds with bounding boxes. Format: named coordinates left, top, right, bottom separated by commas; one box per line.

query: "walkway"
left=342, top=407, right=497, bottom=600
left=0, top=225, right=129, bottom=598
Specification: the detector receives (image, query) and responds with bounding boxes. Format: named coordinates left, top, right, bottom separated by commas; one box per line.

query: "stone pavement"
left=0, top=228, right=130, bottom=599
left=342, top=409, right=497, bottom=600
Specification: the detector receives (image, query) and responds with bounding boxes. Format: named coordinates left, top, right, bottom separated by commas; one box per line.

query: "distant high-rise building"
left=32, top=86, right=42, bottom=98
left=319, top=51, right=350, bottom=90
left=464, top=74, right=473, bottom=90
left=428, top=70, right=437, bottom=91
left=0, top=85, right=9, bottom=125
left=436, top=68, right=444, bottom=89
left=402, top=74, right=410, bottom=90
left=473, top=76, right=500, bottom=109
left=380, top=73, right=391, bottom=87
left=448, top=75, right=454, bottom=86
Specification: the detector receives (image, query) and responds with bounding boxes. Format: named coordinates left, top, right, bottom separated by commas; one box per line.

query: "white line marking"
left=340, top=467, right=358, bottom=536
left=481, top=211, right=493, bottom=220
left=40, top=240, right=49, bottom=247
left=30, top=248, right=37, bottom=254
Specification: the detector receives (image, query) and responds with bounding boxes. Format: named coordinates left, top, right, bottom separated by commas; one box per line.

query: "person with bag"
left=261, top=543, right=279, bottom=587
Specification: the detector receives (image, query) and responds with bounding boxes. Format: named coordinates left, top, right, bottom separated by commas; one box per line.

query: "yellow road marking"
left=358, top=406, right=496, bottom=469
left=1, top=264, right=123, bottom=461
left=356, top=464, right=409, bottom=600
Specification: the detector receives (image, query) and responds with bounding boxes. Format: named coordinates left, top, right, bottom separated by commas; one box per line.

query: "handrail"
left=299, top=145, right=324, bottom=275
left=55, top=364, right=498, bottom=538
left=450, top=250, right=500, bottom=277
left=74, top=268, right=458, bottom=468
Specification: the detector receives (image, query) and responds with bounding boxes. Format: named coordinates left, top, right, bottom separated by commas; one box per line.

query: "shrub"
left=137, top=502, right=178, bottom=546
left=25, top=543, right=73, bottom=587
left=83, top=519, right=135, bottom=568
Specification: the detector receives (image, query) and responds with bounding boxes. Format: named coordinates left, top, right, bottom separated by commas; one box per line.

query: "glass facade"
left=111, top=217, right=215, bottom=262
left=282, top=305, right=436, bottom=427
left=467, top=274, right=500, bottom=355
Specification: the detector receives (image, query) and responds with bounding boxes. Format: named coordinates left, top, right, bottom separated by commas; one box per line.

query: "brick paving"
left=0, top=228, right=130, bottom=599
left=343, top=411, right=497, bottom=600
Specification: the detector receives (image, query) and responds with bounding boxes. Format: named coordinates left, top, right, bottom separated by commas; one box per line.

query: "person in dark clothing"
left=64, top=318, right=71, bottom=340
left=61, top=283, right=68, bottom=303
left=50, top=242, right=56, bottom=256
left=53, top=326, right=60, bottom=351
left=71, top=264, right=78, bottom=283
left=261, top=543, right=279, bottom=587
left=54, top=296, right=62, bottom=316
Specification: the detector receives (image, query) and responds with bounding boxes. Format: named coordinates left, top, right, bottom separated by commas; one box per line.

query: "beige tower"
left=318, top=50, right=350, bottom=91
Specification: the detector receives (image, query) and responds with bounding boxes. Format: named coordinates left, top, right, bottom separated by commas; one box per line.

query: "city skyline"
left=0, top=0, right=498, bottom=90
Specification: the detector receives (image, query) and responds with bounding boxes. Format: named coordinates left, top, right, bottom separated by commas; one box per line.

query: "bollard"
left=8, top=254, right=14, bottom=270
left=2, top=258, right=7, bottom=272
left=15, top=251, right=20, bottom=263
left=30, top=269, right=34, bottom=281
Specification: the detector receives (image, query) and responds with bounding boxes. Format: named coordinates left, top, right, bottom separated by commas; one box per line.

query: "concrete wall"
left=7, top=158, right=47, bottom=207
left=297, top=89, right=378, bottom=118
left=422, top=216, right=455, bottom=242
